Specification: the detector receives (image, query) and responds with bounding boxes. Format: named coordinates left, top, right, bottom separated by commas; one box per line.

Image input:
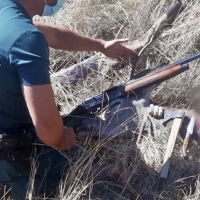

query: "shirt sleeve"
left=8, top=31, right=51, bottom=86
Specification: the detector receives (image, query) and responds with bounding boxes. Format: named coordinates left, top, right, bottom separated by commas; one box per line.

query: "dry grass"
left=32, top=0, right=200, bottom=199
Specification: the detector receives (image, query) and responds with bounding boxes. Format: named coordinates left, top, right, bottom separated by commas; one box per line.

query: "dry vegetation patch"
left=34, top=0, right=200, bottom=199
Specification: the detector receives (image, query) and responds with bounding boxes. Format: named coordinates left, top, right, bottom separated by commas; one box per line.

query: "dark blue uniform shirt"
left=0, top=0, right=51, bottom=131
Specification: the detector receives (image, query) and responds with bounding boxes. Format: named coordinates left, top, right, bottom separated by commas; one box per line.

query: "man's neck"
left=16, top=0, right=44, bottom=18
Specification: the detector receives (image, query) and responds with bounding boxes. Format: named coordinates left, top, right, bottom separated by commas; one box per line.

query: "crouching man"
left=0, top=0, right=137, bottom=199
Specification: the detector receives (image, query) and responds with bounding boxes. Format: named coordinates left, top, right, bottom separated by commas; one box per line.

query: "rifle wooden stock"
left=125, top=64, right=189, bottom=92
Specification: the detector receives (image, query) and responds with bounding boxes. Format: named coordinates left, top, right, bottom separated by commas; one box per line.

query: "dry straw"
left=30, top=0, right=200, bottom=199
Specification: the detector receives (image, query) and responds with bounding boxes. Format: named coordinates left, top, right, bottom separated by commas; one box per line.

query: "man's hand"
left=100, top=39, right=138, bottom=61
left=34, top=22, right=137, bottom=61
left=61, top=127, right=76, bottom=150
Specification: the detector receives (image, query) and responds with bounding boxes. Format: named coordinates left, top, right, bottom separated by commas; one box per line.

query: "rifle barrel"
left=169, top=52, right=200, bottom=67
left=126, top=52, right=200, bottom=88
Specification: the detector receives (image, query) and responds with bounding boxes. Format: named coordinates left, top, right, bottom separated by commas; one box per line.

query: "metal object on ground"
left=147, top=105, right=163, bottom=120
left=160, top=112, right=185, bottom=179
left=154, top=106, right=159, bottom=118
left=182, top=116, right=195, bottom=158
left=148, top=104, right=185, bottom=125
left=149, top=104, right=154, bottom=117
left=161, top=110, right=185, bottom=124
left=158, top=107, right=164, bottom=119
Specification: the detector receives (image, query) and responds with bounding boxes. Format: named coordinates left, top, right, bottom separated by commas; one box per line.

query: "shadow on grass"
left=88, top=139, right=200, bottom=200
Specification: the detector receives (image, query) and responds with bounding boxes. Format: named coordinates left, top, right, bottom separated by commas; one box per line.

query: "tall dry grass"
left=33, top=0, right=200, bottom=199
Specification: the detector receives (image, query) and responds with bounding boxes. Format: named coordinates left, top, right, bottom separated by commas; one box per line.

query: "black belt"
left=0, top=127, right=36, bottom=177
left=0, top=129, right=35, bottom=151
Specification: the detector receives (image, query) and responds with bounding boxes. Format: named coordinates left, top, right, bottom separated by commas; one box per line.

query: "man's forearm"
left=34, top=21, right=105, bottom=52
left=34, top=21, right=137, bottom=60
left=54, top=27, right=105, bottom=51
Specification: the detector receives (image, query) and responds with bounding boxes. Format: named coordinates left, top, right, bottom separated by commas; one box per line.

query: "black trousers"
left=0, top=145, right=83, bottom=199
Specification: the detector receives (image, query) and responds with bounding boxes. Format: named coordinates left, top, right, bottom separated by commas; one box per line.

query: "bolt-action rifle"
left=63, top=53, right=200, bottom=128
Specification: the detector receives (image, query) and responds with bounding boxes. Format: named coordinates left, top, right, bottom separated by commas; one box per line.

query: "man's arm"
left=34, top=21, right=137, bottom=60
left=34, top=21, right=105, bottom=52
left=9, top=31, right=76, bottom=150
left=22, top=84, right=76, bottom=150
